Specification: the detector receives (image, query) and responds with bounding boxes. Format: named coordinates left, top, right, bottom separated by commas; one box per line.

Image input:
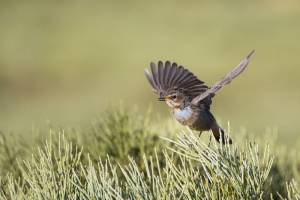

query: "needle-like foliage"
left=0, top=108, right=299, bottom=199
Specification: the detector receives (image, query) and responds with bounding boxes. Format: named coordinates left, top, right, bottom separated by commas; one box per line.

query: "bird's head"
left=158, top=91, right=187, bottom=109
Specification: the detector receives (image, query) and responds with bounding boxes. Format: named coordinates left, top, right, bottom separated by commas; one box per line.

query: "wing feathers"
left=191, top=50, right=255, bottom=105
left=145, top=61, right=207, bottom=98
left=144, top=69, right=156, bottom=89
left=176, top=69, right=191, bottom=85
left=150, top=62, right=159, bottom=88
left=170, top=66, right=184, bottom=87
left=168, top=63, right=178, bottom=87
left=158, top=61, right=164, bottom=89
left=145, top=50, right=254, bottom=107
left=163, top=61, right=171, bottom=88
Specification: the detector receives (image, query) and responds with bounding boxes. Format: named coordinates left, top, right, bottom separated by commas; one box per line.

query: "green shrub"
left=0, top=107, right=299, bottom=199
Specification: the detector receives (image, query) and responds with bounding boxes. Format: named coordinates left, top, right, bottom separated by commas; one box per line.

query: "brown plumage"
left=144, top=50, right=255, bottom=144
left=145, top=61, right=208, bottom=98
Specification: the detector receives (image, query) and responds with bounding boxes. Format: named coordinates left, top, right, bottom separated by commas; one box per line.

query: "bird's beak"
left=158, top=97, right=165, bottom=101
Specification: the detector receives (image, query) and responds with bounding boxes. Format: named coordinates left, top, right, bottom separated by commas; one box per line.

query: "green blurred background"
left=0, top=0, right=299, bottom=143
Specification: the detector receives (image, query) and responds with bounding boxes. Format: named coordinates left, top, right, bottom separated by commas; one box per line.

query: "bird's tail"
left=211, top=122, right=232, bottom=144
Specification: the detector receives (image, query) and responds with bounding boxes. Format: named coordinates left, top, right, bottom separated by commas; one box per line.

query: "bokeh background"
left=0, top=0, right=299, bottom=143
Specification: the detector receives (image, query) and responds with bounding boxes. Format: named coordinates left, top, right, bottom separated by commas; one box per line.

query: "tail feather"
left=211, top=123, right=232, bottom=144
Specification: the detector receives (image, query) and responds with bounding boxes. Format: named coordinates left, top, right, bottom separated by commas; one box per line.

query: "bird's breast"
left=173, top=106, right=197, bottom=125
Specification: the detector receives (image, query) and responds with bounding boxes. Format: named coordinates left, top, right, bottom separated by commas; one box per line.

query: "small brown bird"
left=144, top=50, right=255, bottom=144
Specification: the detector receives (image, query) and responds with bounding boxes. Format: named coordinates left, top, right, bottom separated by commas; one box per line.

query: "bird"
left=144, top=50, right=255, bottom=144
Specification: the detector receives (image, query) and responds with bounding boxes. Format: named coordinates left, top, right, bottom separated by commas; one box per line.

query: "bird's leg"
left=208, top=134, right=212, bottom=148
left=198, top=131, right=203, bottom=138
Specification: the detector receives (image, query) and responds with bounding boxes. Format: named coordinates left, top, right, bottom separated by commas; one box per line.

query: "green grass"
left=0, top=107, right=299, bottom=199
left=0, top=0, right=300, bottom=142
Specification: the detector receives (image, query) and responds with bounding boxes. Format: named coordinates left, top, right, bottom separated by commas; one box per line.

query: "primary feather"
left=144, top=61, right=208, bottom=99
left=191, top=50, right=255, bottom=105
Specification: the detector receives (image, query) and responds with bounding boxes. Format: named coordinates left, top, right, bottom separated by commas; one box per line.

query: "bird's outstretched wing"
left=144, top=61, right=208, bottom=99
left=191, top=50, right=255, bottom=106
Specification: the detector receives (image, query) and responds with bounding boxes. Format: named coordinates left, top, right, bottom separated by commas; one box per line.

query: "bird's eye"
left=171, top=95, right=177, bottom=99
